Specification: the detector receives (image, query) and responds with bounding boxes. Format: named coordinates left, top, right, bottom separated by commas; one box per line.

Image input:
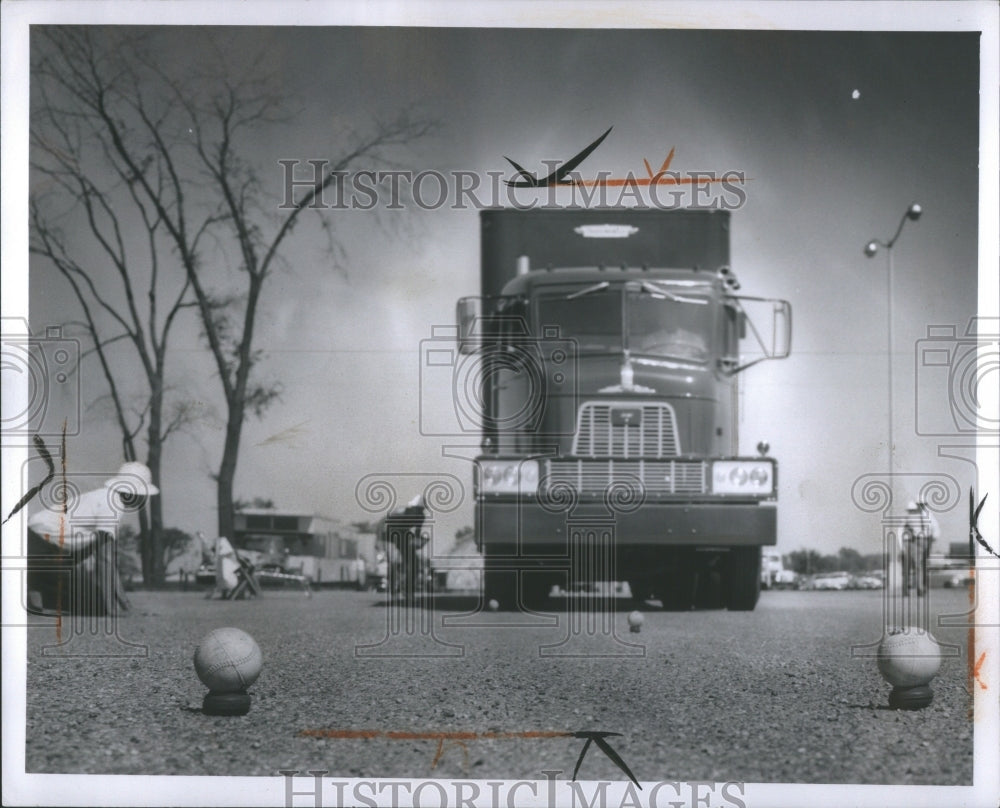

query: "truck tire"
left=483, top=568, right=518, bottom=611
left=726, top=546, right=762, bottom=611
left=521, top=572, right=554, bottom=610
left=660, top=565, right=695, bottom=611
left=628, top=579, right=654, bottom=605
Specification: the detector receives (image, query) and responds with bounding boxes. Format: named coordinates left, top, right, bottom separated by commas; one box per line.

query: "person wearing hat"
left=902, top=499, right=940, bottom=597
left=26, top=461, right=159, bottom=616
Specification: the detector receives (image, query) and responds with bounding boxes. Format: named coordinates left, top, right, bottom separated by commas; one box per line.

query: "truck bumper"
left=476, top=499, right=776, bottom=550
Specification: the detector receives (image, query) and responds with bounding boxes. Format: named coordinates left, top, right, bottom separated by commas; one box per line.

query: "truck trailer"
left=451, top=208, right=791, bottom=611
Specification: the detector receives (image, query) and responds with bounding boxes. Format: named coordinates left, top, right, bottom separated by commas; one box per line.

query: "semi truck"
left=453, top=208, right=791, bottom=611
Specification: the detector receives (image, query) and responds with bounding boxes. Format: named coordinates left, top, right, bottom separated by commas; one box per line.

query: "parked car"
left=851, top=574, right=884, bottom=589
left=810, top=571, right=852, bottom=591
left=771, top=569, right=800, bottom=590
left=931, top=568, right=973, bottom=589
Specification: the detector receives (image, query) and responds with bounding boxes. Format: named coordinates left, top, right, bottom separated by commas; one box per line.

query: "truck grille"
left=542, top=459, right=708, bottom=497
left=571, top=402, right=680, bottom=458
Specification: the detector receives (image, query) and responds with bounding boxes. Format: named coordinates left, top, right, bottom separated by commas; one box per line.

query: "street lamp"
left=864, top=203, right=922, bottom=608
left=864, top=202, right=922, bottom=490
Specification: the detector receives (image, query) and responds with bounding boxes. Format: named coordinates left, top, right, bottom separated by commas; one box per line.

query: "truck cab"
left=457, top=209, right=790, bottom=611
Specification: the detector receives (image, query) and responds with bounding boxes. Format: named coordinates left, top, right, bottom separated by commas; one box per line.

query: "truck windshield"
left=536, top=287, right=713, bottom=361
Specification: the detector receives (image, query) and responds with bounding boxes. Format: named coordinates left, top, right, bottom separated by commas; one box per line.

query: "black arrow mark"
left=504, top=127, right=613, bottom=188
left=2, top=435, right=55, bottom=526
left=571, top=730, right=641, bottom=789
left=970, top=489, right=996, bottom=559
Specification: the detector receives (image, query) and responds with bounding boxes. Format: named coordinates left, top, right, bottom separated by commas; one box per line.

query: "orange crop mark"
left=300, top=729, right=382, bottom=739
left=974, top=651, right=988, bottom=691
left=430, top=737, right=468, bottom=770
left=56, top=427, right=68, bottom=644
left=553, top=147, right=741, bottom=189
left=300, top=728, right=572, bottom=741
left=299, top=728, right=576, bottom=772
left=966, top=566, right=977, bottom=721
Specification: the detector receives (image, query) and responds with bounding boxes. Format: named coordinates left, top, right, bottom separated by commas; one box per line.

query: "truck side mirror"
left=457, top=297, right=481, bottom=355
left=771, top=300, right=792, bottom=359
left=721, top=296, right=793, bottom=374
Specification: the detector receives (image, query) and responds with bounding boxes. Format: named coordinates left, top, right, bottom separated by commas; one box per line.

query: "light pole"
left=865, top=203, right=943, bottom=712
left=865, top=203, right=922, bottom=612
left=864, top=202, right=922, bottom=497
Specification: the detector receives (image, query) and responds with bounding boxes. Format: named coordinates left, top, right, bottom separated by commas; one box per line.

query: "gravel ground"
left=23, top=587, right=977, bottom=785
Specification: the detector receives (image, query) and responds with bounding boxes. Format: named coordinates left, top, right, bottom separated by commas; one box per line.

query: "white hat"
left=906, top=500, right=919, bottom=511
left=105, top=462, right=160, bottom=496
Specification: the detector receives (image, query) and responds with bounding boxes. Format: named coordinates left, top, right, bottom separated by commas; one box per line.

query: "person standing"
left=379, top=495, right=428, bottom=603
left=27, top=462, right=158, bottom=616
left=903, top=499, right=940, bottom=597
left=207, top=535, right=241, bottom=599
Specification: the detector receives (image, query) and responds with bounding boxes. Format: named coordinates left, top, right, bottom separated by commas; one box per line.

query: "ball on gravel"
left=876, top=628, right=942, bottom=687
left=193, top=627, right=263, bottom=693
left=627, top=610, right=644, bottom=633
left=488, top=599, right=499, bottom=612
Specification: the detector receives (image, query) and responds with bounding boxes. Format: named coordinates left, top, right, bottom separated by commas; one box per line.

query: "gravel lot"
left=24, top=587, right=976, bottom=785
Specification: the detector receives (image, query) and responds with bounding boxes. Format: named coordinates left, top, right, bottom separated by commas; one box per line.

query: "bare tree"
left=30, top=35, right=200, bottom=583
left=31, top=27, right=435, bottom=544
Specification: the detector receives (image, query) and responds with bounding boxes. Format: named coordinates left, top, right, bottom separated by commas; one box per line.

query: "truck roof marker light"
left=573, top=223, right=638, bottom=239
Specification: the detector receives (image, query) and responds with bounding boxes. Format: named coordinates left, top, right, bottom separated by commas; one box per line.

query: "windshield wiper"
left=640, top=281, right=708, bottom=305
left=565, top=281, right=610, bottom=300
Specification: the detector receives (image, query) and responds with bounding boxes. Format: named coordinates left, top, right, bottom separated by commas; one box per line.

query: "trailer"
left=231, top=509, right=374, bottom=588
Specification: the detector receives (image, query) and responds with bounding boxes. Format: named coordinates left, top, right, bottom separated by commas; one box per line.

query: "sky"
left=6, top=11, right=997, bottom=567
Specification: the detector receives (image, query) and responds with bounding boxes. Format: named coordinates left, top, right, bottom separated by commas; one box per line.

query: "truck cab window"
left=628, top=293, right=712, bottom=362
left=536, top=291, right=622, bottom=353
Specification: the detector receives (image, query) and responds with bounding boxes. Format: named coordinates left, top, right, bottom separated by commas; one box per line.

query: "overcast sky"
left=11, top=17, right=994, bottom=562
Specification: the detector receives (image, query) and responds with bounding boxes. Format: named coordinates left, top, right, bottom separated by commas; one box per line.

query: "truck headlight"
left=711, top=460, right=774, bottom=495
left=478, top=459, right=539, bottom=495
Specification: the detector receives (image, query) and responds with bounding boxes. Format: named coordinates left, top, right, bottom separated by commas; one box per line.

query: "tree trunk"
left=137, top=508, right=152, bottom=584
left=146, top=394, right=166, bottom=585
left=216, top=412, right=243, bottom=542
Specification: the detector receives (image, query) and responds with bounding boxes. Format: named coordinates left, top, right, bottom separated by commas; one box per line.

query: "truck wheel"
left=659, top=556, right=696, bottom=611
left=483, top=568, right=518, bottom=612
left=521, top=572, right=554, bottom=610
left=726, top=546, right=762, bottom=611
left=628, top=579, right=653, bottom=605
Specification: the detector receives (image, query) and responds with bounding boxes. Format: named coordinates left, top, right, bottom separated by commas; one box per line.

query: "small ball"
left=194, top=627, right=263, bottom=693
left=877, top=628, right=941, bottom=687
left=488, top=599, right=499, bottom=612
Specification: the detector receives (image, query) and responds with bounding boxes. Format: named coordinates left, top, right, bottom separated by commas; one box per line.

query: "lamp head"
left=864, top=241, right=879, bottom=258
left=906, top=203, right=922, bottom=221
